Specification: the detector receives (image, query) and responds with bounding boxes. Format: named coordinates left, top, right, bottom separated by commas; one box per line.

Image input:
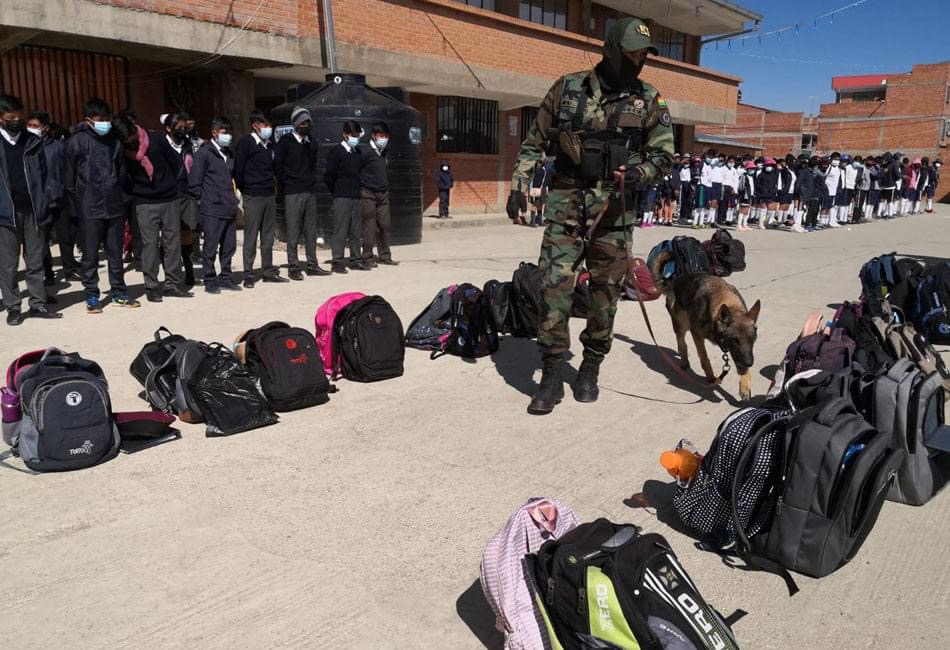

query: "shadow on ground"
left=456, top=579, right=502, bottom=649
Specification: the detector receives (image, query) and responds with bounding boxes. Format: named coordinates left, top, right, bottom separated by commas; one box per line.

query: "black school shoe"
left=349, top=261, right=372, bottom=271
left=378, top=258, right=399, bottom=266
left=205, top=283, right=221, bottom=295
left=165, top=286, right=193, bottom=298
left=219, top=279, right=242, bottom=291
left=262, top=274, right=290, bottom=283
left=146, top=291, right=164, bottom=303
left=289, top=268, right=304, bottom=281
left=306, top=265, right=332, bottom=276
left=331, top=264, right=349, bottom=274
left=6, top=309, right=24, bottom=326
left=27, top=305, right=62, bottom=320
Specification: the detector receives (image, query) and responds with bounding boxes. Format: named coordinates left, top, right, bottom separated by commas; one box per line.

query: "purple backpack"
left=479, top=498, right=579, bottom=650
left=782, top=328, right=856, bottom=381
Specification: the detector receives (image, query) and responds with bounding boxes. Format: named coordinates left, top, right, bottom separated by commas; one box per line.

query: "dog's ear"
left=747, top=299, right=761, bottom=324
left=718, top=304, right=732, bottom=325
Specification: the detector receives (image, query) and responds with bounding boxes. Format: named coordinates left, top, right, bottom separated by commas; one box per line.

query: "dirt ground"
left=1, top=208, right=949, bottom=648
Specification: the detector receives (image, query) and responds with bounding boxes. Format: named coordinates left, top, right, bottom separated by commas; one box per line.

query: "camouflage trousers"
left=537, top=220, right=628, bottom=361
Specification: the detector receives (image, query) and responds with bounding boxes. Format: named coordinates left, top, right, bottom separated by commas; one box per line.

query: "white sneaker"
left=829, top=221, right=841, bottom=228
left=758, top=220, right=766, bottom=230
left=792, top=225, right=805, bottom=233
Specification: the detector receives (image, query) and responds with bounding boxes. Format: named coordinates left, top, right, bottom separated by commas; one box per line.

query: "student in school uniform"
left=924, top=157, right=941, bottom=213
left=160, top=112, right=200, bottom=289
left=28, top=111, right=72, bottom=287
left=324, top=120, right=368, bottom=274
left=188, top=116, right=242, bottom=295
left=436, top=161, right=455, bottom=221
left=234, top=109, right=287, bottom=288
left=0, top=94, right=61, bottom=325
left=275, top=106, right=330, bottom=279
left=359, top=122, right=398, bottom=267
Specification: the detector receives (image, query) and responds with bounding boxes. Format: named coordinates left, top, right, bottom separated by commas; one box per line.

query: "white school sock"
left=707, top=207, right=716, bottom=224
left=726, top=208, right=734, bottom=223
left=888, top=201, right=896, bottom=217
left=913, top=200, right=920, bottom=214
left=794, top=210, right=804, bottom=227
left=691, top=209, right=700, bottom=226
left=927, top=198, right=933, bottom=211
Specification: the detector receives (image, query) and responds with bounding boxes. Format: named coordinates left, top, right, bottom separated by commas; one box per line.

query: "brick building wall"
left=696, top=103, right=814, bottom=158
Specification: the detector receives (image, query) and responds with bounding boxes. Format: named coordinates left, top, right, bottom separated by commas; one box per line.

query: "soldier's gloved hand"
left=506, top=190, right=525, bottom=221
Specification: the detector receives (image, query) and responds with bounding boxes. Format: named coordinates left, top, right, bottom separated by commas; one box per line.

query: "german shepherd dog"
left=649, top=255, right=761, bottom=401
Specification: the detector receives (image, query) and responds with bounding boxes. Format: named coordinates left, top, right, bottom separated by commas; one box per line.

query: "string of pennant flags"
left=703, top=0, right=873, bottom=51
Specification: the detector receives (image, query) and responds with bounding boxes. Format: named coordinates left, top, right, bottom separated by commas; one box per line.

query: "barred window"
left=651, top=24, right=686, bottom=62
left=519, top=0, right=567, bottom=30
left=454, top=0, right=495, bottom=10
left=437, top=97, right=499, bottom=155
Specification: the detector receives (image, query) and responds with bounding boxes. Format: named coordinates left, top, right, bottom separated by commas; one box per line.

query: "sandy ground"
left=1, top=207, right=949, bottom=649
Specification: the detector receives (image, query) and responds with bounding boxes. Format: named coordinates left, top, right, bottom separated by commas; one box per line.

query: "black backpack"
left=442, top=283, right=499, bottom=359
left=732, top=398, right=902, bottom=594
left=530, top=519, right=740, bottom=650
left=243, top=321, right=331, bottom=411
left=129, top=327, right=188, bottom=387
left=832, top=302, right=895, bottom=374
left=405, top=287, right=454, bottom=351
left=333, top=295, right=405, bottom=382
left=914, top=262, right=950, bottom=345
left=859, top=253, right=921, bottom=318
left=143, top=339, right=210, bottom=423
left=185, top=343, right=279, bottom=436
left=703, top=229, right=746, bottom=277
left=671, top=236, right=711, bottom=277
left=12, top=349, right=120, bottom=472
left=482, top=279, right=512, bottom=334
left=510, top=262, right=542, bottom=338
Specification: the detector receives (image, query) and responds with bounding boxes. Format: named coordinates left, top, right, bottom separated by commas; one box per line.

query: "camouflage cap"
left=610, top=18, right=659, bottom=56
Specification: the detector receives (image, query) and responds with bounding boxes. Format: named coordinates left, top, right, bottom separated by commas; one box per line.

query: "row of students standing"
left=638, top=149, right=942, bottom=233
left=0, top=93, right=400, bottom=328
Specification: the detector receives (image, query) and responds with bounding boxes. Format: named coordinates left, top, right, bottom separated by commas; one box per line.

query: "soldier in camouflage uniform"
left=507, top=17, right=674, bottom=415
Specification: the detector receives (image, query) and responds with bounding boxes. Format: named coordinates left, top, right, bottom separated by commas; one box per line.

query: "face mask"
left=441, top=166, right=449, bottom=172
left=91, top=120, right=112, bottom=136
left=215, top=133, right=232, bottom=147
left=936, top=163, right=942, bottom=169
left=831, top=159, right=840, bottom=167
left=3, top=119, right=24, bottom=136
left=765, top=166, right=774, bottom=173
left=375, top=137, right=389, bottom=150
left=819, top=166, right=829, bottom=173
left=297, top=124, right=311, bottom=136
left=27, top=127, right=43, bottom=138
left=346, top=136, right=360, bottom=147
left=746, top=170, right=755, bottom=176
left=173, top=128, right=186, bottom=141
left=258, top=127, right=273, bottom=140
left=726, top=162, right=734, bottom=169
left=854, top=163, right=863, bottom=169
left=187, top=127, right=198, bottom=138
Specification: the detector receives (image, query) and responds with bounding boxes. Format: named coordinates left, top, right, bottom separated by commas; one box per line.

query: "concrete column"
left=218, top=70, right=255, bottom=138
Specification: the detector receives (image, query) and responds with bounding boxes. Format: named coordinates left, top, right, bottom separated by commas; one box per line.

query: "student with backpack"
left=275, top=107, right=330, bottom=280
left=65, top=97, right=140, bottom=314
left=0, top=95, right=61, bottom=325
left=360, top=122, right=398, bottom=267
left=234, top=109, right=287, bottom=288
left=188, top=116, right=242, bottom=295
left=324, top=120, right=368, bottom=274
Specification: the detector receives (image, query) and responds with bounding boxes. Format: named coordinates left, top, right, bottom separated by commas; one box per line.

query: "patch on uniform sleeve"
left=660, top=110, right=672, bottom=126
left=632, top=98, right=645, bottom=110
left=656, top=95, right=667, bottom=108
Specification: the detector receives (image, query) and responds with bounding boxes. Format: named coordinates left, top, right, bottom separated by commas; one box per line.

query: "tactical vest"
left=552, top=76, right=651, bottom=188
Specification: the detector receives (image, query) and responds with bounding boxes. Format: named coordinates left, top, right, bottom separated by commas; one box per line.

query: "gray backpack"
left=873, top=359, right=950, bottom=505
left=12, top=349, right=120, bottom=472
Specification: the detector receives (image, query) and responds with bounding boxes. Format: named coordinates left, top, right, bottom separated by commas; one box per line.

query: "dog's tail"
left=648, top=249, right=675, bottom=294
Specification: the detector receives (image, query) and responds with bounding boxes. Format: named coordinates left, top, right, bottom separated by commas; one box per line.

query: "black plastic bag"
left=189, top=344, right=278, bottom=436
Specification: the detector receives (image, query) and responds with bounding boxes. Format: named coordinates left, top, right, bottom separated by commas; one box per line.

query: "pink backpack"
left=480, top=498, right=579, bottom=650
left=314, top=292, right=366, bottom=375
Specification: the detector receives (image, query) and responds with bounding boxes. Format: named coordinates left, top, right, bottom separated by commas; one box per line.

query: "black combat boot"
left=573, top=356, right=601, bottom=403
left=527, top=354, right=564, bottom=415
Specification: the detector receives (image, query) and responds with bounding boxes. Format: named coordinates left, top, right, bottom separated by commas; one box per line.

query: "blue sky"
left=701, top=0, right=949, bottom=114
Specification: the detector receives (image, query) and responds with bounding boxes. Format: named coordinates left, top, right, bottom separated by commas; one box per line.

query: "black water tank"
left=272, top=73, right=423, bottom=245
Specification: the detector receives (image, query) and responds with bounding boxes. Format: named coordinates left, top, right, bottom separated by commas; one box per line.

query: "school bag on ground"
left=332, top=295, right=405, bottom=381
left=673, top=406, right=790, bottom=550
left=703, top=229, right=746, bottom=277
left=529, top=519, right=740, bottom=650
left=859, top=253, right=920, bottom=318
left=9, top=348, right=120, bottom=472
left=879, top=316, right=950, bottom=392
left=239, top=322, right=331, bottom=411
left=731, top=398, right=902, bottom=594
left=483, top=279, right=513, bottom=334
left=129, top=327, right=189, bottom=386
left=314, top=292, right=366, bottom=374
left=143, top=339, right=210, bottom=422
left=405, top=286, right=455, bottom=351
left=510, top=262, right=542, bottom=338
left=831, top=302, right=895, bottom=374
left=872, top=359, right=950, bottom=505
left=781, top=328, right=855, bottom=382
left=184, top=342, right=278, bottom=436
left=913, top=261, right=950, bottom=345
left=439, top=283, right=499, bottom=359
left=624, top=256, right=662, bottom=301
left=479, top=498, right=579, bottom=650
